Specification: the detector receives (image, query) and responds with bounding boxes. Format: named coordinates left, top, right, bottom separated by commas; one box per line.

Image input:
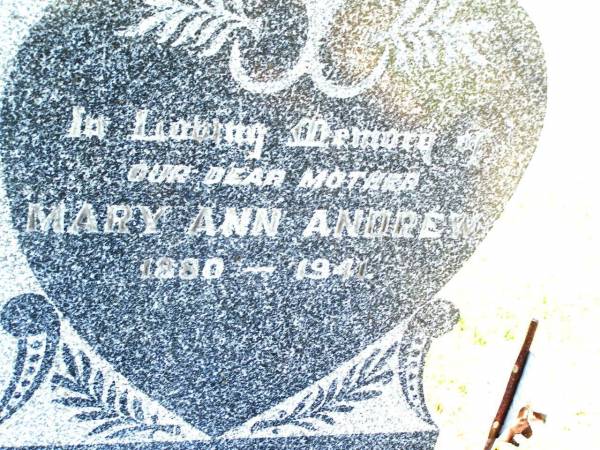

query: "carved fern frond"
left=51, top=344, right=181, bottom=440
left=120, top=0, right=261, bottom=60
left=387, top=0, right=493, bottom=70
left=251, top=342, right=399, bottom=434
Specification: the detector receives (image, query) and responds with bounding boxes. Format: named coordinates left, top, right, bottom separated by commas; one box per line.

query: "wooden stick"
left=483, top=319, right=538, bottom=450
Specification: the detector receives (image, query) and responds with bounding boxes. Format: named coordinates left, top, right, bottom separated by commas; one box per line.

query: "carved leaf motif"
left=251, top=342, right=400, bottom=434
left=345, top=390, right=381, bottom=401
left=51, top=344, right=180, bottom=440
left=291, top=392, right=311, bottom=417
left=51, top=374, right=87, bottom=394
left=371, top=342, right=399, bottom=375
left=119, top=390, right=130, bottom=416
left=74, top=410, right=119, bottom=421
left=80, top=353, right=91, bottom=385
left=89, top=419, right=127, bottom=436
left=92, top=371, right=104, bottom=400
left=366, top=369, right=394, bottom=385
left=61, top=344, right=78, bottom=379
left=120, top=0, right=261, bottom=60
left=387, top=0, right=493, bottom=70
left=324, top=379, right=338, bottom=403
left=296, top=421, right=317, bottom=431
left=323, top=404, right=353, bottom=413
left=357, top=349, right=379, bottom=383
left=132, top=398, right=145, bottom=421
left=106, top=381, right=117, bottom=407
left=54, top=396, right=98, bottom=408
left=313, top=413, right=335, bottom=425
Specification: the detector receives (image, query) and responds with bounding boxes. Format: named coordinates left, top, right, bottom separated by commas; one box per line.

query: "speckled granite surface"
left=0, top=1, right=545, bottom=448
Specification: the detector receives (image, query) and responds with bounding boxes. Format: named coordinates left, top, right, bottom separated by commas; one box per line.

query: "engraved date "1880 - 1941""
left=139, top=257, right=369, bottom=282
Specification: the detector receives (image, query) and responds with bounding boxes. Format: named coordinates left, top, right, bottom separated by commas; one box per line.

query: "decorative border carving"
left=119, top=0, right=493, bottom=98
left=398, top=298, right=459, bottom=424
left=247, top=298, right=459, bottom=435
left=0, top=294, right=60, bottom=425
left=0, top=295, right=458, bottom=443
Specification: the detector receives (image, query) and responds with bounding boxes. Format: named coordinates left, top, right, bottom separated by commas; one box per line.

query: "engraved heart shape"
left=0, top=0, right=545, bottom=437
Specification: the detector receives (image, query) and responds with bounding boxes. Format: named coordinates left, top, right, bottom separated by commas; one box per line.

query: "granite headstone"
left=0, top=0, right=546, bottom=448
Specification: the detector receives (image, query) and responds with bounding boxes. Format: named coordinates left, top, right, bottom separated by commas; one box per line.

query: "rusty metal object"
left=483, top=320, right=539, bottom=450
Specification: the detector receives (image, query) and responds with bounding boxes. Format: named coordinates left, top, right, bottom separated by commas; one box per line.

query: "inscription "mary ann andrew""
left=25, top=203, right=480, bottom=240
